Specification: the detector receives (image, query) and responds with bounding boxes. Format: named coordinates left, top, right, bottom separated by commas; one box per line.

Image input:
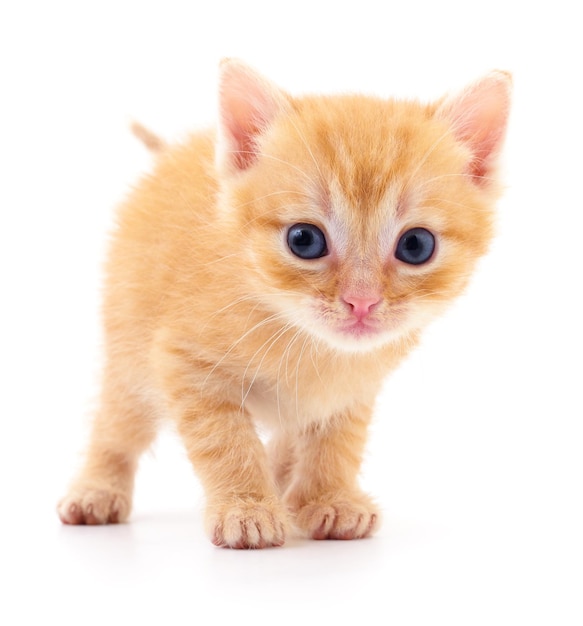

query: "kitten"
left=58, top=59, right=511, bottom=548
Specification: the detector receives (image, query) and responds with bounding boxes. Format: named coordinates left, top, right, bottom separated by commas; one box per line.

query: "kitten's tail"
left=131, top=121, right=166, bottom=152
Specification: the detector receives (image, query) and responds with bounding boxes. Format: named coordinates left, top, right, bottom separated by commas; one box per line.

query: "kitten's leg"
left=175, top=399, right=287, bottom=549
left=284, top=409, right=379, bottom=540
left=266, top=432, right=297, bottom=496
left=58, top=374, right=158, bottom=525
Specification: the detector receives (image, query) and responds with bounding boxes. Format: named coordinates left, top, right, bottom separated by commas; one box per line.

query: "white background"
left=1, top=1, right=581, bottom=624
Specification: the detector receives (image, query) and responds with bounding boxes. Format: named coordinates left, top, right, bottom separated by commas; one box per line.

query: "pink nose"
left=342, top=295, right=381, bottom=321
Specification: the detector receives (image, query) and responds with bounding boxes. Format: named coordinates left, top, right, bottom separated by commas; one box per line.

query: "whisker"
left=275, top=327, right=305, bottom=427
left=286, top=114, right=325, bottom=184
left=200, top=311, right=288, bottom=394
left=227, top=150, right=313, bottom=184
left=197, top=252, right=245, bottom=267
left=309, top=340, right=324, bottom=385
left=429, top=196, right=497, bottom=214
left=285, top=264, right=328, bottom=302
left=240, top=203, right=305, bottom=228
left=231, top=189, right=314, bottom=211
left=294, top=335, right=311, bottom=423
left=198, top=294, right=261, bottom=334
left=420, top=172, right=497, bottom=186
left=401, top=128, right=455, bottom=196
left=240, top=322, right=295, bottom=411
left=283, top=328, right=305, bottom=386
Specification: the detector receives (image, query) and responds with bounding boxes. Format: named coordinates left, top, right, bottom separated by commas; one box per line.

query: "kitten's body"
left=59, top=61, right=511, bottom=547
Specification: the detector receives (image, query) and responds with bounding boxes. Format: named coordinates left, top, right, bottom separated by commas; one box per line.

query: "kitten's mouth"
left=337, top=319, right=381, bottom=338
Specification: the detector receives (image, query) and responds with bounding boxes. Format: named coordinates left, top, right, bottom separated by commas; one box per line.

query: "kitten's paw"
left=207, top=498, right=288, bottom=549
left=293, top=494, right=380, bottom=540
left=57, top=487, right=131, bottom=525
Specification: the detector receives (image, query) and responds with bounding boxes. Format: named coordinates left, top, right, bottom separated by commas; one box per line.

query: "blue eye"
left=287, top=223, right=328, bottom=259
left=395, top=228, right=435, bottom=265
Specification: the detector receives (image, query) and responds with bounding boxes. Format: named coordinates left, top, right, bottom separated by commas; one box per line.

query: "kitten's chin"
left=311, top=322, right=403, bottom=354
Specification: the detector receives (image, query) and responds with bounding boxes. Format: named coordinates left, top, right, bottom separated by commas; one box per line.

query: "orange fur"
left=58, top=60, right=511, bottom=548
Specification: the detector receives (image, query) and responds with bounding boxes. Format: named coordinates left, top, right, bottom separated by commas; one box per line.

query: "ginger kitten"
left=58, top=59, right=511, bottom=548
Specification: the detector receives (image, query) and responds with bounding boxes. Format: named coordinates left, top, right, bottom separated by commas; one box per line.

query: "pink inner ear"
left=438, top=72, right=512, bottom=181
left=218, top=60, right=287, bottom=171
left=221, top=97, right=263, bottom=170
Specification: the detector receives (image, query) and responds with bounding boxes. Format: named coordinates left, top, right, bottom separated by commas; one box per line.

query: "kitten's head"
left=216, top=59, right=511, bottom=353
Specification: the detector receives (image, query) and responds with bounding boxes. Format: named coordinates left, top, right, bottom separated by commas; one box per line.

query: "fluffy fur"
left=58, top=59, right=511, bottom=548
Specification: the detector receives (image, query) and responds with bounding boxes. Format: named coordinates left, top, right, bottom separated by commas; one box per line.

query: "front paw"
left=291, top=493, right=380, bottom=540
left=58, top=485, right=131, bottom=525
left=206, top=497, right=288, bottom=549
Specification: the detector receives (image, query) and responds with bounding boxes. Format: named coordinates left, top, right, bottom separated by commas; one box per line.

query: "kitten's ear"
left=436, top=71, right=512, bottom=183
left=216, top=59, right=290, bottom=173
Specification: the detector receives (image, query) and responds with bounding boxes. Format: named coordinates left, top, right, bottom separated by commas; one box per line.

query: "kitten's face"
left=226, top=96, right=498, bottom=353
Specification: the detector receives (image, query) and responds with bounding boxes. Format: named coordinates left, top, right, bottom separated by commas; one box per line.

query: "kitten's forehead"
left=327, top=177, right=402, bottom=260
left=297, top=96, right=437, bottom=178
